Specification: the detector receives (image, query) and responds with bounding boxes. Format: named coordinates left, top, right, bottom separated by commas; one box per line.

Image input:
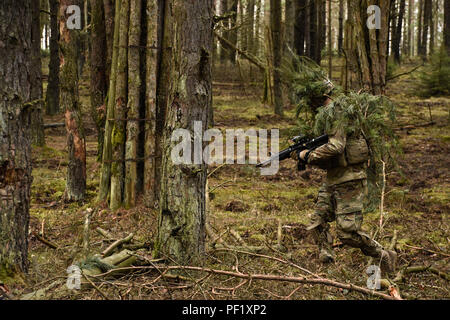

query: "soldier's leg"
left=308, top=185, right=336, bottom=263
left=334, top=180, right=397, bottom=272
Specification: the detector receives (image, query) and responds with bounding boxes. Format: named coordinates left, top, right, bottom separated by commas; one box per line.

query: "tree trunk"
left=156, top=0, right=213, bottom=265
left=294, top=0, right=307, bottom=56
left=124, top=0, right=142, bottom=209
left=271, top=0, right=283, bottom=116
left=407, top=0, right=414, bottom=56
left=220, top=0, right=228, bottom=62
left=90, top=0, right=108, bottom=162
left=0, top=0, right=33, bottom=280
left=144, top=0, right=160, bottom=208
left=110, top=0, right=130, bottom=210
left=60, top=0, right=87, bottom=202
left=247, top=0, right=256, bottom=56
left=420, top=0, right=431, bottom=58
left=99, top=0, right=121, bottom=203
left=31, top=0, right=45, bottom=147
left=417, top=0, right=424, bottom=56
left=46, top=0, right=60, bottom=116
left=342, top=0, right=390, bottom=95
left=285, top=0, right=295, bottom=51
left=309, top=0, right=318, bottom=61
left=103, top=0, right=114, bottom=82
left=445, top=0, right=450, bottom=55
left=229, top=0, right=238, bottom=63
left=393, top=0, right=405, bottom=63
left=328, top=0, right=332, bottom=78
left=338, top=0, right=344, bottom=54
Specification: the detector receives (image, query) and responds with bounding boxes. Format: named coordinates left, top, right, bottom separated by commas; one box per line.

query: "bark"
left=60, top=0, right=87, bottom=202
left=417, top=0, right=424, bottom=56
left=229, top=0, right=238, bottom=63
left=103, top=0, right=114, bottom=82
left=294, top=0, right=307, bottom=56
left=309, top=0, right=318, bottom=61
left=247, top=0, right=256, bottom=55
left=338, top=0, right=344, bottom=54
left=156, top=0, right=213, bottom=264
left=90, top=0, right=108, bottom=161
left=99, top=0, right=121, bottom=202
left=327, top=0, right=332, bottom=78
left=393, top=0, right=405, bottom=63
left=110, top=0, right=130, bottom=210
left=407, top=0, right=414, bottom=56
left=31, top=0, right=45, bottom=147
left=144, top=0, right=159, bottom=207
left=420, top=0, right=432, bottom=58
left=45, top=0, right=60, bottom=116
left=220, top=0, right=228, bottom=62
left=271, top=0, right=283, bottom=116
left=0, top=0, right=33, bottom=280
left=445, top=0, right=450, bottom=55
left=285, top=0, right=295, bottom=51
left=342, top=0, right=390, bottom=95
left=124, top=0, right=142, bottom=209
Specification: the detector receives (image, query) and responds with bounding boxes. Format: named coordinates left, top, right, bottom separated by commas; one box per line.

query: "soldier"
left=292, top=82, right=397, bottom=273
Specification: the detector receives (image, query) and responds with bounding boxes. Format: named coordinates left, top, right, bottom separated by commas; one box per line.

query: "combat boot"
left=319, top=248, right=335, bottom=264
left=379, top=249, right=397, bottom=274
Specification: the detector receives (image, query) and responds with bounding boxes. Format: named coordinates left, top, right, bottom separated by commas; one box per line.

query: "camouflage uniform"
left=305, top=129, right=385, bottom=262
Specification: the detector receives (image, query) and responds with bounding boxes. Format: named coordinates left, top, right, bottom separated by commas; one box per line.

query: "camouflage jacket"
left=306, top=129, right=367, bottom=186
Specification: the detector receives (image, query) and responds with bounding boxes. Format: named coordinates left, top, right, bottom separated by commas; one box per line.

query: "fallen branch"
left=33, top=232, right=58, bottom=250
left=92, top=265, right=400, bottom=300
left=101, top=233, right=134, bottom=257
left=393, top=265, right=449, bottom=282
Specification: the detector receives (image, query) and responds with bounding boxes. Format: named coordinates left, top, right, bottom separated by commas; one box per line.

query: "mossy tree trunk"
left=90, top=0, right=108, bottom=162
left=124, top=0, right=142, bottom=209
left=60, top=0, right=87, bottom=201
left=31, top=0, right=45, bottom=147
left=0, top=0, right=33, bottom=281
left=103, top=0, right=115, bottom=82
left=99, top=0, right=121, bottom=203
left=156, top=0, right=213, bottom=264
left=109, top=0, right=130, bottom=210
left=46, top=0, right=60, bottom=116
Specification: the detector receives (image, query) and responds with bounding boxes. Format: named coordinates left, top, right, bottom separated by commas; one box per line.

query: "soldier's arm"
left=306, top=129, right=346, bottom=164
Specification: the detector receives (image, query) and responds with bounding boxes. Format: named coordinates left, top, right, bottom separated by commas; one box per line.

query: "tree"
left=445, top=0, right=450, bottom=55
left=338, top=0, right=344, bottom=54
left=420, top=0, right=432, bottom=58
left=285, top=0, right=295, bottom=50
left=393, top=0, right=406, bottom=63
left=156, top=0, right=213, bottom=264
left=0, top=0, right=33, bottom=281
left=294, top=0, right=307, bottom=56
left=90, top=0, right=108, bottom=161
left=31, top=0, right=45, bottom=147
left=46, top=0, right=60, bottom=116
left=60, top=0, right=87, bottom=201
left=271, top=0, right=283, bottom=116
left=341, top=0, right=391, bottom=95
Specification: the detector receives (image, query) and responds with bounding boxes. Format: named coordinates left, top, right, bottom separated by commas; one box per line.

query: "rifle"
left=256, top=134, right=329, bottom=171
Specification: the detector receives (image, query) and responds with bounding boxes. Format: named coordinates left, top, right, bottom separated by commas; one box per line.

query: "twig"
left=82, top=273, right=110, bottom=300
left=102, top=233, right=134, bottom=257
left=83, top=209, right=94, bottom=257
left=386, top=64, right=422, bottom=81
left=91, top=265, right=400, bottom=300
left=403, top=244, right=450, bottom=258
left=33, top=232, right=58, bottom=250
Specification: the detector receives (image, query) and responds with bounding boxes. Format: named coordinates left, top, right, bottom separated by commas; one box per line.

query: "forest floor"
left=12, top=58, right=450, bottom=300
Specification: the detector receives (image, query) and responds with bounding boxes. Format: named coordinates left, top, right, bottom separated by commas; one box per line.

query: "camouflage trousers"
left=308, top=179, right=383, bottom=259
